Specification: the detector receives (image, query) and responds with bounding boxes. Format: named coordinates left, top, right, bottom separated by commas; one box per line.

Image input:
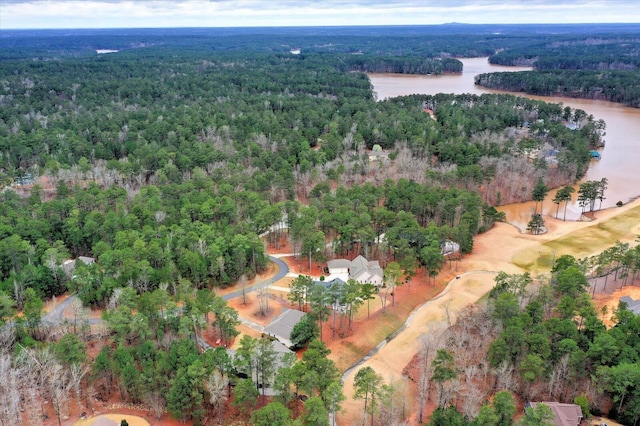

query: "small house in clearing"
left=62, top=256, right=96, bottom=277
left=526, top=402, right=583, bottom=426
left=264, top=308, right=306, bottom=349
left=441, top=241, right=460, bottom=257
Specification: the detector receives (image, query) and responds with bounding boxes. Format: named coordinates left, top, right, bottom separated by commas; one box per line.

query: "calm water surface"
left=369, top=58, right=640, bottom=226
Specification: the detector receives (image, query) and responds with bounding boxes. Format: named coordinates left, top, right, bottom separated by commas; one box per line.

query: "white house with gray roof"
left=326, top=255, right=383, bottom=287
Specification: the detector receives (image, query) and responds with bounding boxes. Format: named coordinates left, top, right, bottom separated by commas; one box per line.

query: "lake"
left=368, top=58, right=640, bottom=226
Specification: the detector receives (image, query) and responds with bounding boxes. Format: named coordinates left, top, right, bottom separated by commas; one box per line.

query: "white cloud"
left=1, top=0, right=639, bottom=29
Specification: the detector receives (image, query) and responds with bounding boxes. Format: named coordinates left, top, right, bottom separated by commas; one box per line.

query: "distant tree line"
left=336, top=55, right=463, bottom=74
left=476, top=70, right=640, bottom=108
left=482, top=35, right=640, bottom=107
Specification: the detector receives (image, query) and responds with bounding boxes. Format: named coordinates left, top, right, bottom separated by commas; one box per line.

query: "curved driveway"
left=221, top=255, right=289, bottom=301
left=37, top=255, right=290, bottom=327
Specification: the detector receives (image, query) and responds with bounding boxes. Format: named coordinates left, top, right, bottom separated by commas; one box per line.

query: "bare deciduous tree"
left=69, top=363, right=90, bottom=408
left=48, top=362, right=71, bottom=426
left=144, top=391, right=166, bottom=421
left=0, top=354, right=22, bottom=426
left=460, top=360, right=486, bottom=417
left=258, top=287, right=269, bottom=316
left=548, top=353, right=570, bottom=400
left=494, top=361, right=519, bottom=393
left=205, top=370, right=229, bottom=424
left=416, top=330, right=443, bottom=423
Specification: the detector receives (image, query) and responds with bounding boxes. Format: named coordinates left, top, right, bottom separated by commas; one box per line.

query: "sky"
left=1, top=0, right=639, bottom=30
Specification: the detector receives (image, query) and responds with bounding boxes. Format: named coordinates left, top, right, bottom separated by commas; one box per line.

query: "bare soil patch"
left=228, top=292, right=285, bottom=327
left=593, top=282, right=640, bottom=327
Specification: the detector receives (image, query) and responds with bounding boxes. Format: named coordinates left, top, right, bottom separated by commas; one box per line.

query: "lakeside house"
left=544, top=149, right=560, bottom=164
left=314, top=277, right=347, bottom=291
left=526, top=402, right=583, bottom=426
left=423, top=108, right=436, bottom=120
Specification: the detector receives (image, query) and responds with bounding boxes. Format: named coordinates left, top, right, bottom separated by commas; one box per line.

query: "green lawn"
left=513, top=204, right=640, bottom=272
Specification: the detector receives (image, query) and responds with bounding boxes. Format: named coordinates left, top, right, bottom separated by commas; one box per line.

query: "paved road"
left=220, top=255, right=289, bottom=301
left=33, top=255, right=290, bottom=329
left=41, top=295, right=77, bottom=326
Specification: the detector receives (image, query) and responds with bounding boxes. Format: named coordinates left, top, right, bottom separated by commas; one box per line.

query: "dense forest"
left=405, top=245, right=640, bottom=426
left=481, top=34, right=640, bottom=107
left=0, top=24, right=633, bottom=425
left=476, top=69, right=640, bottom=107
left=0, top=49, right=602, bottom=204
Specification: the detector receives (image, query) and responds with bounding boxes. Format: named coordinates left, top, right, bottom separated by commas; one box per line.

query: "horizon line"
left=3, top=22, right=638, bottom=31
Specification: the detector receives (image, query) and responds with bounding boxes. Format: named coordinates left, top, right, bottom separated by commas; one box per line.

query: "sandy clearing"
left=73, top=414, right=150, bottom=426
left=594, top=285, right=640, bottom=327
left=337, top=198, right=640, bottom=426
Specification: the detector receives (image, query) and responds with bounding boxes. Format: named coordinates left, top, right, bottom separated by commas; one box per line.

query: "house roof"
left=327, top=259, right=351, bottom=269
left=620, top=296, right=640, bottom=314
left=314, top=277, right=346, bottom=290
left=271, top=340, right=294, bottom=374
left=442, top=241, right=460, bottom=255
left=328, top=256, right=383, bottom=284
left=271, top=340, right=294, bottom=356
left=529, top=402, right=583, bottom=426
left=350, top=255, right=368, bottom=271
left=351, top=269, right=383, bottom=283
left=350, top=256, right=383, bottom=283
left=264, top=309, right=306, bottom=343
left=78, top=256, right=96, bottom=264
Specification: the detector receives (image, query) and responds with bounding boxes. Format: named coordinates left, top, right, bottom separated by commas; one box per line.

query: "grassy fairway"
left=513, top=204, right=640, bottom=273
